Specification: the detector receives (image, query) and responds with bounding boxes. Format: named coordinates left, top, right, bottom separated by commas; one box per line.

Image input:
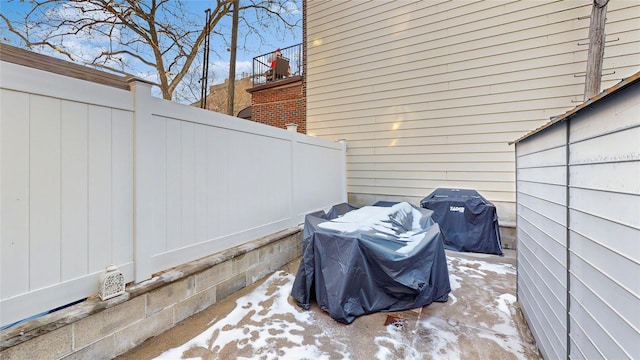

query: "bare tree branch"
left=1, top=0, right=300, bottom=101
left=1, top=12, right=76, bottom=60
left=92, top=48, right=156, bottom=67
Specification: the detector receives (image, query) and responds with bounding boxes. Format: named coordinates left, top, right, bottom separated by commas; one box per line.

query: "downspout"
left=514, top=144, right=519, bottom=302
left=565, top=117, right=572, bottom=360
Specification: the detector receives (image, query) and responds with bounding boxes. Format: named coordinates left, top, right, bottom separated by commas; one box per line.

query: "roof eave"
left=510, top=71, right=640, bottom=145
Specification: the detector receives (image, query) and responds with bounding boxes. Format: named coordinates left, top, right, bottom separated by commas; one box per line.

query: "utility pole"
left=227, top=0, right=239, bottom=116
left=584, top=0, right=608, bottom=100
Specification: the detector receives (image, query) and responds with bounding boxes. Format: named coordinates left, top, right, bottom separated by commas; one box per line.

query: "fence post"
left=128, top=79, right=155, bottom=282
left=290, top=128, right=299, bottom=226
left=338, top=139, right=348, bottom=204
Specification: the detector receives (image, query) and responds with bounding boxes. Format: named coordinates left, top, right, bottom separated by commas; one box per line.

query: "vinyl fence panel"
left=132, top=82, right=343, bottom=280
left=1, top=63, right=346, bottom=328
left=1, top=61, right=135, bottom=327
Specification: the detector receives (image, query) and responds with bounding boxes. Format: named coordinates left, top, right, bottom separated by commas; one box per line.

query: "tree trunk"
left=584, top=0, right=608, bottom=100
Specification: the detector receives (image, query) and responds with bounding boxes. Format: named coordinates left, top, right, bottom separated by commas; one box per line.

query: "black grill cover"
left=291, top=202, right=451, bottom=324
left=420, top=188, right=503, bottom=256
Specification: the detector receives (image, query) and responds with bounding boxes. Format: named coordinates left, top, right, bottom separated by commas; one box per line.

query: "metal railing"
left=252, top=43, right=302, bottom=87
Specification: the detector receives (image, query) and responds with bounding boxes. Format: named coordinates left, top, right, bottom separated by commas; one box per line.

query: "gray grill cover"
left=420, top=188, right=503, bottom=256
left=291, top=202, right=450, bottom=324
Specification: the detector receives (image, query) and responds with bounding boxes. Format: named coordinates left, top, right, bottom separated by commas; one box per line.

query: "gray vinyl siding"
left=515, top=78, right=640, bottom=359
left=515, top=123, right=568, bottom=360
left=305, top=0, right=640, bottom=222
left=566, top=83, right=640, bottom=359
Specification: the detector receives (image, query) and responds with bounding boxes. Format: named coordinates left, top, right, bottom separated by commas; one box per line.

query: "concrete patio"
left=117, top=249, right=541, bottom=360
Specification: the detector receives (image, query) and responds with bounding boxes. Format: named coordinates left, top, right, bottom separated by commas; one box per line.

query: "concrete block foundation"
left=0, top=227, right=303, bottom=360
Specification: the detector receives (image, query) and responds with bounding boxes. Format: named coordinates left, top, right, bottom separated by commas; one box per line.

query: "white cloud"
left=269, top=1, right=301, bottom=16
left=208, top=59, right=253, bottom=84
left=26, top=2, right=125, bottom=69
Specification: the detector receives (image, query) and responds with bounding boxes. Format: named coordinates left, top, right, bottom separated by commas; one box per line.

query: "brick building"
left=197, top=76, right=252, bottom=116
left=246, top=76, right=305, bottom=133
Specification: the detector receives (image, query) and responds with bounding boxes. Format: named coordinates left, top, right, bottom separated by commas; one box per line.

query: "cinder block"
left=174, top=286, right=217, bottom=324
left=63, top=335, right=115, bottom=360
left=295, top=241, right=303, bottom=257
left=281, top=233, right=303, bottom=255
left=270, top=247, right=297, bottom=272
left=500, top=225, right=517, bottom=249
left=279, top=234, right=298, bottom=251
left=232, top=251, right=259, bottom=276
left=196, top=261, right=233, bottom=291
left=216, top=273, right=246, bottom=301
left=246, top=261, right=272, bottom=284
left=258, top=242, right=279, bottom=262
left=0, top=325, right=72, bottom=360
left=147, top=277, right=195, bottom=316
left=74, top=295, right=145, bottom=349
left=113, top=307, right=173, bottom=356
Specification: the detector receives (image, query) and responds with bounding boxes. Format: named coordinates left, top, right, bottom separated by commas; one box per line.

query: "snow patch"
left=374, top=325, right=423, bottom=360
left=448, top=273, right=463, bottom=291
left=453, top=257, right=516, bottom=276
left=448, top=292, right=458, bottom=305
left=153, top=271, right=328, bottom=360
left=476, top=293, right=526, bottom=359
left=416, top=318, right=462, bottom=360
left=319, top=202, right=424, bottom=236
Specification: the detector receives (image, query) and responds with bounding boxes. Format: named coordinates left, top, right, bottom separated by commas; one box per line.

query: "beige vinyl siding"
left=306, top=0, right=640, bottom=222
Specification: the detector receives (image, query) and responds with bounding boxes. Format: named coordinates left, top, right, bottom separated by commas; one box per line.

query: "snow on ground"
left=453, top=257, right=517, bottom=276
left=374, top=324, right=424, bottom=360
left=478, top=293, right=526, bottom=358
left=153, top=271, right=334, bottom=360
left=372, top=253, right=527, bottom=360
left=153, top=253, right=530, bottom=360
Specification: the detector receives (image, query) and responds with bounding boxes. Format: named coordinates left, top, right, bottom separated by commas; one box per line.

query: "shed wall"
left=566, top=83, right=640, bottom=359
left=516, top=123, right=568, bottom=360
left=516, top=80, right=640, bottom=359
left=305, top=0, right=640, bottom=223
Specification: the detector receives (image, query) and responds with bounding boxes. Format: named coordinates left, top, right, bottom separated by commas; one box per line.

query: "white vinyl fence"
left=0, top=61, right=346, bottom=328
